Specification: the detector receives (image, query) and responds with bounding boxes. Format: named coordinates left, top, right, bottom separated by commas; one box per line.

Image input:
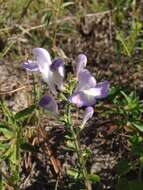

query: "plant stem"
left=67, top=103, right=92, bottom=190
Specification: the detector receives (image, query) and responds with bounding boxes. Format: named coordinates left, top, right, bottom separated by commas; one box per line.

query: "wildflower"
left=23, top=48, right=64, bottom=95
left=39, top=95, right=58, bottom=114
left=69, top=72, right=109, bottom=107
left=69, top=54, right=109, bottom=128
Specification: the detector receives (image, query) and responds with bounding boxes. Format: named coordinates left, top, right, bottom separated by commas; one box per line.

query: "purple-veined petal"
left=81, top=106, right=94, bottom=129
left=73, top=54, right=87, bottom=77
left=74, top=69, right=96, bottom=92
left=50, top=58, right=64, bottom=77
left=68, top=91, right=96, bottom=107
left=83, top=80, right=109, bottom=99
left=33, top=48, right=52, bottom=79
left=95, top=80, right=109, bottom=98
left=23, top=60, right=39, bottom=71
left=69, top=81, right=109, bottom=107
left=39, top=95, right=58, bottom=114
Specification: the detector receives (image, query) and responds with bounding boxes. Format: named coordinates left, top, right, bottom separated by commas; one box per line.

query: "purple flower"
left=73, top=54, right=87, bottom=77
left=70, top=53, right=109, bottom=129
left=69, top=54, right=109, bottom=130
left=70, top=53, right=109, bottom=107
left=39, top=95, right=58, bottom=114
left=23, top=60, right=39, bottom=71
left=69, top=80, right=109, bottom=107
left=23, top=48, right=64, bottom=95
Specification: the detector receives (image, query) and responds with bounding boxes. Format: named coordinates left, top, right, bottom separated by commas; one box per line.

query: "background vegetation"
left=0, top=0, right=143, bottom=190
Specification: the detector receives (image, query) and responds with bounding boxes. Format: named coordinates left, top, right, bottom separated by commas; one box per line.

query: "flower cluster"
left=23, top=48, right=109, bottom=127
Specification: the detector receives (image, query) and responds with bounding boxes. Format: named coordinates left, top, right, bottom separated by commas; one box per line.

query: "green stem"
left=67, top=104, right=92, bottom=190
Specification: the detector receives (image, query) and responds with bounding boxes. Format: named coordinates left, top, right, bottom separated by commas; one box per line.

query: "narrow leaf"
left=132, top=122, right=143, bottom=133
left=0, top=126, right=13, bottom=139
left=15, top=105, right=36, bottom=120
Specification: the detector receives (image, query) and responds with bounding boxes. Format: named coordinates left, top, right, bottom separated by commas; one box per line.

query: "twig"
left=0, top=85, right=27, bottom=95
left=38, top=127, right=61, bottom=175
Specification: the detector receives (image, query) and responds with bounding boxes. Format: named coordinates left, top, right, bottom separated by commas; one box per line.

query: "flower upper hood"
left=23, top=48, right=64, bottom=95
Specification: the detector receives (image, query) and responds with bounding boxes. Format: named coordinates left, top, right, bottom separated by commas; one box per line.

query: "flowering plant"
left=23, top=48, right=109, bottom=190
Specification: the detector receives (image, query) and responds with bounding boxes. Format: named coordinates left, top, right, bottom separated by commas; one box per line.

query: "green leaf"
left=116, top=31, right=131, bottom=57
left=43, top=10, right=52, bottom=26
left=88, top=174, right=100, bottom=183
left=0, top=143, right=9, bottom=150
left=9, top=144, right=17, bottom=165
left=15, top=105, right=36, bottom=120
left=0, top=126, right=13, bottom=139
left=4, top=148, right=12, bottom=158
left=59, top=93, right=67, bottom=101
left=64, top=135, right=74, bottom=140
left=0, top=101, right=14, bottom=123
left=67, top=168, right=80, bottom=179
left=82, top=148, right=92, bottom=158
left=66, top=140, right=76, bottom=151
left=12, top=170, right=20, bottom=183
left=121, top=91, right=130, bottom=103
left=116, top=159, right=131, bottom=176
left=132, top=121, right=143, bottom=133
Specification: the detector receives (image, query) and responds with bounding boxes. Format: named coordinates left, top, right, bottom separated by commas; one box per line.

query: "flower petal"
left=73, top=54, right=87, bottom=77
left=69, top=80, right=109, bottom=107
left=83, top=80, right=109, bottom=99
left=39, top=95, right=58, bottom=114
left=33, top=48, right=52, bottom=79
left=50, top=58, right=65, bottom=91
left=33, top=48, right=59, bottom=94
left=68, top=91, right=96, bottom=107
left=50, top=58, right=64, bottom=77
left=81, top=106, right=94, bottom=129
left=74, top=69, right=96, bottom=92
left=23, top=60, right=39, bottom=71
left=96, top=80, right=109, bottom=98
